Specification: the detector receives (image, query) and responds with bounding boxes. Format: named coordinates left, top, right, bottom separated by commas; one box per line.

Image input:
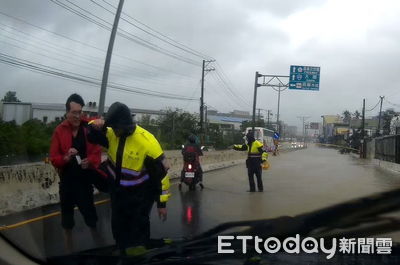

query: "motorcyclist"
left=181, top=134, right=204, bottom=189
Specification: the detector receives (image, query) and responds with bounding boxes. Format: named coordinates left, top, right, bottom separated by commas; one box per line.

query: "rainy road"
left=2, top=144, right=400, bottom=259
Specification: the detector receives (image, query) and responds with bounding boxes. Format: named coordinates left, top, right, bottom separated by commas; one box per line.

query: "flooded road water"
left=2, top=144, right=400, bottom=258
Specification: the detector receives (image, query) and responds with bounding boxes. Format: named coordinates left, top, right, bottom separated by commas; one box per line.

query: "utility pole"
left=321, top=115, right=326, bottom=142
left=267, top=110, right=272, bottom=128
left=172, top=112, right=175, bottom=148
left=297, top=116, right=310, bottom=144
left=204, top=105, right=208, bottom=142
left=257, top=108, right=262, bottom=123
left=200, top=59, right=215, bottom=143
left=200, top=60, right=205, bottom=134
left=362, top=99, right=365, bottom=139
left=98, top=0, right=125, bottom=116
left=361, top=98, right=366, bottom=158
left=377, top=96, right=384, bottom=136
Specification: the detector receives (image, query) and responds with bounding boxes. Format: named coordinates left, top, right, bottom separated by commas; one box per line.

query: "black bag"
left=90, top=162, right=113, bottom=193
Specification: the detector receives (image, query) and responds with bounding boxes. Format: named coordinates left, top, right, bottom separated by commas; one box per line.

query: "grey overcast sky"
left=1, top=0, right=400, bottom=130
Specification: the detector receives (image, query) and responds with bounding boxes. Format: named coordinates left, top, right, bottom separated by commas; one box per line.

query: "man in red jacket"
left=49, top=93, right=102, bottom=251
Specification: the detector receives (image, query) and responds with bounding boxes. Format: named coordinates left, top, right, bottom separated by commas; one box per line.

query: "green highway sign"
left=289, top=65, right=320, bottom=91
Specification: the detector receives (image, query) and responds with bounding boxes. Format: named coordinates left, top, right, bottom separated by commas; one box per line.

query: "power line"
left=215, top=70, right=249, bottom=107
left=0, top=30, right=183, bottom=85
left=0, top=36, right=194, bottom=90
left=207, top=76, right=242, bottom=111
left=183, top=79, right=202, bottom=110
left=0, top=25, right=198, bottom=86
left=365, top=99, right=381, bottom=112
left=211, top=70, right=250, bottom=109
left=215, top=62, right=251, bottom=105
left=0, top=11, right=197, bottom=79
left=204, top=103, right=219, bottom=111
left=90, top=0, right=211, bottom=60
left=0, top=52, right=197, bottom=101
left=385, top=98, right=400, bottom=108
left=48, top=0, right=202, bottom=66
left=101, top=0, right=214, bottom=60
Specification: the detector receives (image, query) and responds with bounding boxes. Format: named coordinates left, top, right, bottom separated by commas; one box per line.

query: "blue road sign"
left=273, top=132, right=280, bottom=139
left=289, top=65, right=320, bottom=91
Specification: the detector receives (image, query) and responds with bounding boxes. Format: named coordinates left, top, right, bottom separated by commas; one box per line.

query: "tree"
left=1, top=91, right=21, bottom=102
left=353, top=110, right=361, bottom=120
left=21, top=119, right=50, bottom=156
left=157, top=109, right=199, bottom=149
left=0, top=118, right=62, bottom=165
left=382, top=108, right=398, bottom=135
left=342, top=110, right=351, bottom=123
left=137, top=114, right=159, bottom=136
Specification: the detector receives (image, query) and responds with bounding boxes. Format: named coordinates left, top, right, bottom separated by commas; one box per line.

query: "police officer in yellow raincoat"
left=233, top=131, right=268, bottom=192
left=88, top=102, right=171, bottom=256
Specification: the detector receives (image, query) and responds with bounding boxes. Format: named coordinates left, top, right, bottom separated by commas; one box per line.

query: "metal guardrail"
left=316, top=143, right=360, bottom=153
left=375, top=135, right=400, bottom=164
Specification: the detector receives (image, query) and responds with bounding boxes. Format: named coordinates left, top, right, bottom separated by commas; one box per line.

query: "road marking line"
left=0, top=199, right=110, bottom=231
left=0, top=182, right=183, bottom=231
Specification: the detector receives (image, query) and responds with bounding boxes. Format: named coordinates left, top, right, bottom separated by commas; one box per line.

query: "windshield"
left=1, top=0, right=400, bottom=264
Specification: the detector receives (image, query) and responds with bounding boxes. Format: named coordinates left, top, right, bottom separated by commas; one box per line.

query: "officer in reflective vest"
left=233, top=131, right=268, bottom=192
left=88, top=102, right=171, bottom=256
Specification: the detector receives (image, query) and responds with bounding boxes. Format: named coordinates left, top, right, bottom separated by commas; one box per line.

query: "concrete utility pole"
left=362, top=99, right=366, bottom=139
left=377, top=96, right=384, bottom=136
left=361, top=98, right=366, bottom=158
left=321, top=115, right=326, bottom=141
left=256, top=108, right=262, bottom=122
left=267, top=110, right=272, bottom=128
left=200, top=59, right=215, bottom=143
left=98, top=0, right=125, bottom=116
left=204, top=105, right=208, bottom=140
left=200, top=60, right=205, bottom=133
left=297, top=116, right=310, bottom=143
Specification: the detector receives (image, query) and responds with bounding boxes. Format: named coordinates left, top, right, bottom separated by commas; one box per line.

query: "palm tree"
left=353, top=110, right=361, bottom=120
left=342, top=110, right=351, bottom=123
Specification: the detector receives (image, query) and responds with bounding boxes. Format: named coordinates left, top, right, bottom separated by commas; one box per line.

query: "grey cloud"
left=1, top=0, right=400, bottom=130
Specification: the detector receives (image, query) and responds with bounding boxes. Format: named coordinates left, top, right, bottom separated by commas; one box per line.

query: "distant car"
left=291, top=142, right=298, bottom=148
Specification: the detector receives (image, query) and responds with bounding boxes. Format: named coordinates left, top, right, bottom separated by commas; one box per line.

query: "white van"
left=245, top=127, right=275, bottom=152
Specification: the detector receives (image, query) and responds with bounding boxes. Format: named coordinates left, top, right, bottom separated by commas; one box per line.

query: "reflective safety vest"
left=234, top=140, right=268, bottom=161
left=105, top=125, right=171, bottom=203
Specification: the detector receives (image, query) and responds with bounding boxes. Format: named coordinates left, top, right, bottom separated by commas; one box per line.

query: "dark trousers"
left=110, top=187, right=155, bottom=250
left=59, top=181, right=97, bottom=229
left=246, top=160, right=263, bottom=191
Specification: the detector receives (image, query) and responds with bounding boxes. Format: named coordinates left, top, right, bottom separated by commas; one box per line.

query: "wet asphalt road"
left=2, top=144, right=400, bottom=259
